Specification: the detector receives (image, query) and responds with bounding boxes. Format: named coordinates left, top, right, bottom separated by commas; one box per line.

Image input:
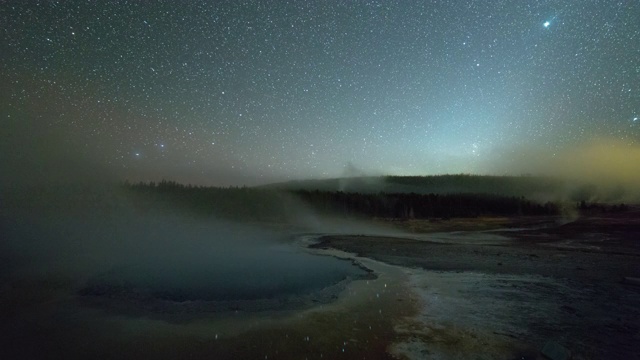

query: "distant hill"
left=259, top=175, right=567, bottom=200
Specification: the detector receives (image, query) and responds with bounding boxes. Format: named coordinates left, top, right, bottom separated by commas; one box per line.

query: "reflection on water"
left=0, top=188, right=376, bottom=359
left=1, top=234, right=373, bottom=359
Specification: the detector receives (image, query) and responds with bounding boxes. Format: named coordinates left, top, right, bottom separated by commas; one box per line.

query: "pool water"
left=79, top=242, right=369, bottom=311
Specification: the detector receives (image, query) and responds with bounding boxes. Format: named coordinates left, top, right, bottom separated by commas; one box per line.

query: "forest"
left=124, top=179, right=561, bottom=221
left=262, top=174, right=565, bottom=197
left=293, top=189, right=559, bottom=219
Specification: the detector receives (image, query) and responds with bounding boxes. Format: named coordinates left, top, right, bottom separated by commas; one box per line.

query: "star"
left=2, top=1, right=638, bottom=185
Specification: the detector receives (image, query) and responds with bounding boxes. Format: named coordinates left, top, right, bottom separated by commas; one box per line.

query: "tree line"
left=123, top=180, right=560, bottom=220
left=294, top=190, right=559, bottom=219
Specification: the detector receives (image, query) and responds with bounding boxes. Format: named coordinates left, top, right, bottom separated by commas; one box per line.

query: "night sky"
left=2, top=1, right=639, bottom=186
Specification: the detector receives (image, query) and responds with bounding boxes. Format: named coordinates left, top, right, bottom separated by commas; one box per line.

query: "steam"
left=0, top=182, right=395, bottom=286
left=487, top=138, right=640, bottom=202
left=337, top=162, right=385, bottom=192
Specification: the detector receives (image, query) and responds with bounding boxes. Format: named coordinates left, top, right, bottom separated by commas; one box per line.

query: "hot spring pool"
left=79, top=240, right=371, bottom=314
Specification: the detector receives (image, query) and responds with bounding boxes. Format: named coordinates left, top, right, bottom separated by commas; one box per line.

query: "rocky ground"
left=312, top=209, right=640, bottom=359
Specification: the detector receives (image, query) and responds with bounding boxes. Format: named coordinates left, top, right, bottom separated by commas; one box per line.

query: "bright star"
left=543, top=21, right=550, bottom=28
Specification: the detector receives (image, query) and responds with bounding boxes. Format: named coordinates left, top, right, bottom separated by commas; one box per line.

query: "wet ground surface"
left=313, top=211, right=640, bottom=359
left=1, top=211, right=639, bottom=359
left=0, top=236, right=415, bottom=360
left=0, top=256, right=415, bottom=360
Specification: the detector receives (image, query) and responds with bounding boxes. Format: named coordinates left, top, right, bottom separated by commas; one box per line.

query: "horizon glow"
left=2, top=1, right=639, bottom=186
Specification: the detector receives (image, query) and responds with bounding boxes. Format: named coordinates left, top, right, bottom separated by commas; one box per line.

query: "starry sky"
left=2, top=0, right=639, bottom=186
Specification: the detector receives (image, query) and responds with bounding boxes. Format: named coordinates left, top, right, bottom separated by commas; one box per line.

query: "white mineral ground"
left=2, top=218, right=639, bottom=359
left=309, top=214, right=640, bottom=360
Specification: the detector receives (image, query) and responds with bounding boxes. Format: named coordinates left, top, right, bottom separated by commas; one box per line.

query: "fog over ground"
left=484, top=138, right=640, bottom=202
left=2, top=114, right=639, bottom=285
